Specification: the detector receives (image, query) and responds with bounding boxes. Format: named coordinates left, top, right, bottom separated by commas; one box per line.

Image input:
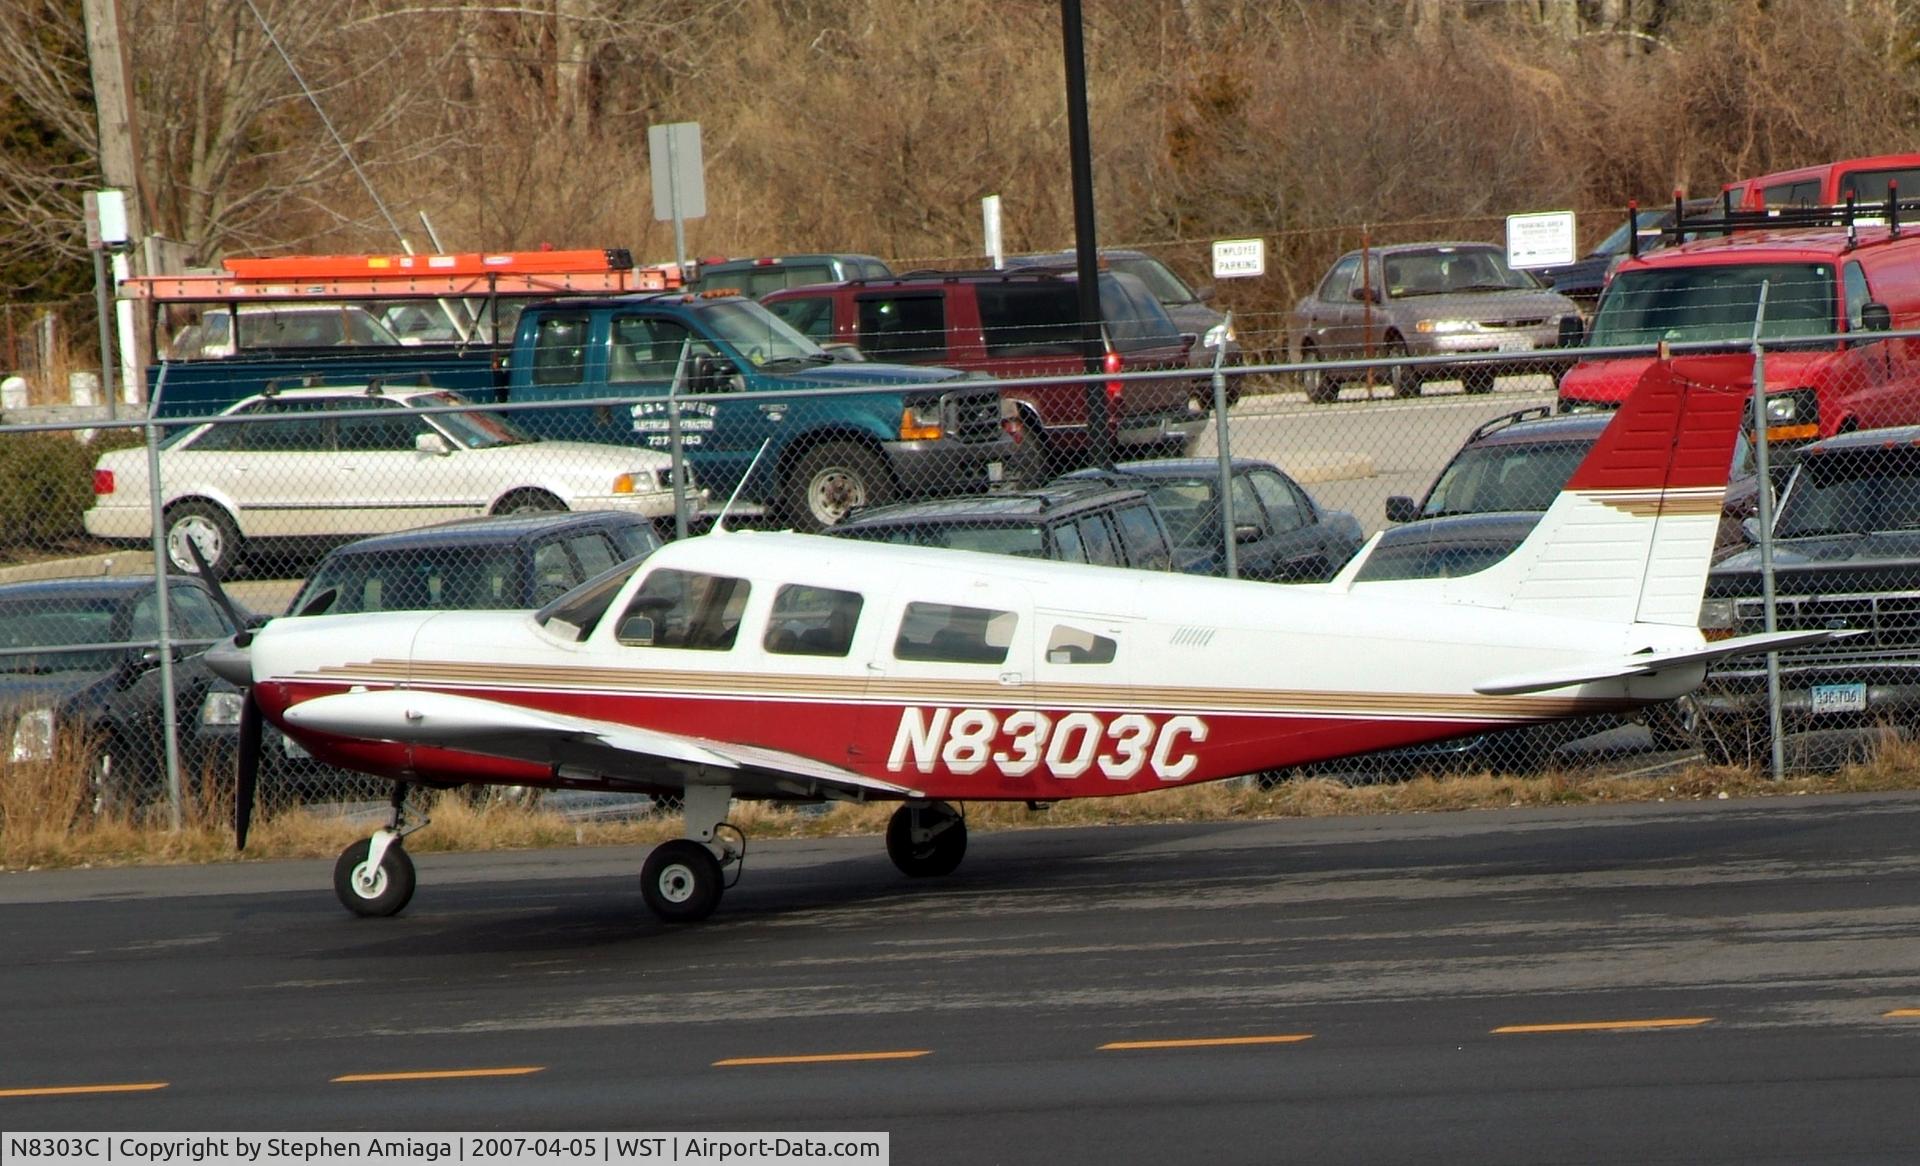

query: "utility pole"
left=81, top=0, right=148, bottom=401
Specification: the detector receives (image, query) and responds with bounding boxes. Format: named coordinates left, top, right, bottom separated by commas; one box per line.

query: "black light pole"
left=1060, top=0, right=1112, bottom=468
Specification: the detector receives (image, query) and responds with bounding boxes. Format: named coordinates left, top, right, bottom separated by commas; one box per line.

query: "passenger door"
left=1246, top=468, right=1338, bottom=581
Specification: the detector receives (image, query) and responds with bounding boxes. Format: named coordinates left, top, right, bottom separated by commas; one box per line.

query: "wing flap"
left=1473, top=630, right=1839, bottom=696
left=281, top=689, right=922, bottom=798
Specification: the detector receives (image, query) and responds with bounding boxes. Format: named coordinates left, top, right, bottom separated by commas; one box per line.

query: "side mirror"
left=690, top=354, right=733, bottom=393
left=1194, top=285, right=1216, bottom=304
left=414, top=432, right=452, bottom=456
left=821, top=342, right=866, bottom=363
left=1351, top=286, right=1378, bottom=305
left=1859, top=301, right=1893, bottom=332
left=1557, top=315, right=1587, bottom=348
left=1233, top=523, right=1263, bottom=545
left=1385, top=495, right=1421, bottom=524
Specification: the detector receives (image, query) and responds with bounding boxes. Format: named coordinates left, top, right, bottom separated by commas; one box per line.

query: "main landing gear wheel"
left=333, top=836, right=416, bottom=917
left=641, top=839, right=725, bottom=922
left=886, top=801, right=968, bottom=878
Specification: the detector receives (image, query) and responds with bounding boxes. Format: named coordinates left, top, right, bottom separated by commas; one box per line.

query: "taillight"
left=92, top=469, right=114, bottom=496
left=1104, top=349, right=1124, bottom=402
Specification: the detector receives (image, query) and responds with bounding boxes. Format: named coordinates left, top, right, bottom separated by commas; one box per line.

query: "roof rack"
left=1629, top=187, right=1919, bottom=258
left=121, top=248, right=682, bottom=302
left=1467, top=404, right=1556, bottom=443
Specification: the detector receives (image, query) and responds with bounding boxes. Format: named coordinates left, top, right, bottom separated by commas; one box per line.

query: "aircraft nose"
left=205, top=636, right=254, bottom=686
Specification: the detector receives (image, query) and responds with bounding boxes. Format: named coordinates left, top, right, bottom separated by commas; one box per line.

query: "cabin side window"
left=894, top=602, right=1016, bottom=664
left=615, top=568, right=751, bottom=650
left=764, top=585, right=863, bottom=657
left=1045, top=625, right=1116, bottom=665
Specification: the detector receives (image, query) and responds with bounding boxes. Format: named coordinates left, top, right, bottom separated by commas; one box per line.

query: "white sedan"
left=85, top=385, right=687, bottom=577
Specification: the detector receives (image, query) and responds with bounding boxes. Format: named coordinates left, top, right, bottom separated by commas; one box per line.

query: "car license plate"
left=1497, top=335, right=1534, bottom=353
left=1810, top=682, right=1866, bottom=714
left=986, top=460, right=1004, bottom=484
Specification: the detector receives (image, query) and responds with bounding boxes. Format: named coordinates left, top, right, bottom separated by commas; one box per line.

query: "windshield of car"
left=1383, top=247, right=1537, bottom=297
left=1588, top=263, right=1836, bottom=346
left=1110, top=257, right=1197, bottom=305
left=1420, top=441, right=1592, bottom=517
left=0, top=598, right=128, bottom=672
left=698, top=299, right=830, bottom=368
left=836, top=522, right=1049, bottom=558
left=536, top=558, right=648, bottom=641
left=413, top=392, right=534, bottom=449
left=1775, top=449, right=1920, bottom=537
left=295, top=547, right=527, bottom=614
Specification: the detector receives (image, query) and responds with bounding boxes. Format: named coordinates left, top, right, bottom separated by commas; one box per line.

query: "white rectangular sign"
left=1506, top=210, right=1576, bottom=269
left=648, top=122, right=706, bottom=223
left=1211, top=237, right=1266, bottom=279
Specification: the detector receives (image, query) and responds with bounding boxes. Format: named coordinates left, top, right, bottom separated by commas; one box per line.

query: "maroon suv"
left=761, top=268, right=1206, bottom=470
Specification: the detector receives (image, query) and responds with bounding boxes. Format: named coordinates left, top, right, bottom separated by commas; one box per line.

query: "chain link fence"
left=2, top=260, right=1917, bottom=825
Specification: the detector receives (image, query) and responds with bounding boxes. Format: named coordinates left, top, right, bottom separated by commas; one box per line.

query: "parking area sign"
left=1212, top=238, right=1266, bottom=279
left=1507, top=211, right=1576, bottom=269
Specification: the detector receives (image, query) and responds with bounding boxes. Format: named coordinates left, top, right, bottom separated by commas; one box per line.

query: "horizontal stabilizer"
left=283, top=689, right=923, bottom=798
left=1473, top=630, right=1839, bottom=696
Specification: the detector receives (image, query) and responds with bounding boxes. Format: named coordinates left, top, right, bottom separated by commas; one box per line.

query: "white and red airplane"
left=205, top=360, right=1822, bottom=923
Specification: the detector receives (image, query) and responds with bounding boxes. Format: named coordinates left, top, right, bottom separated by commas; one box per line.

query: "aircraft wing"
left=1473, top=630, right=1839, bottom=696
left=280, top=688, right=923, bottom=800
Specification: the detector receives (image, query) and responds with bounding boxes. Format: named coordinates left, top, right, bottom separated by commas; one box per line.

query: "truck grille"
left=1736, top=592, right=1920, bottom=654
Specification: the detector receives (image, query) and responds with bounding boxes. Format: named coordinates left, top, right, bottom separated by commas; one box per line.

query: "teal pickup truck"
left=148, top=292, right=1017, bottom=529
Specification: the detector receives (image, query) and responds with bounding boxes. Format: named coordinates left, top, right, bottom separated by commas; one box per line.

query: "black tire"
left=1384, top=337, right=1419, bottom=398
left=1300, top=345, right=1340, bottom=404
left=886, top=802, right=968, bottom=877
left=641, top=839, right=724, bottom=922
left=785, top=441, right=894, bottom=531
left=86, top=740, right=131, bottom=818
left=164, top=500, right=241, bottom=579
left=493, top=488, right=566, bottom=516
left=332, top=838, right=416, bottom=917
left=1463, top=367, right=1497, bottom=395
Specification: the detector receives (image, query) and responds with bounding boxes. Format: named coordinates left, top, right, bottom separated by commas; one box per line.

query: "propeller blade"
left=236, top=692, right=262, bottom=850
left=184, top=535, right=252, bottom=647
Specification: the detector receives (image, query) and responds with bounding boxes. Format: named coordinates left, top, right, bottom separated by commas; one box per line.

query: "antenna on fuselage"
left=710, top=438, right=774, bottom=534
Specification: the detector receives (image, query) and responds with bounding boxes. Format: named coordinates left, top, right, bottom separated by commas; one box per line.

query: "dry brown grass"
left=7, top=732, right=1920, bottom=873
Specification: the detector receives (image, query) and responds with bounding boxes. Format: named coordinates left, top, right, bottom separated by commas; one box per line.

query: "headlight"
left=1415, top=319, right=1478, bottom=334
left=10, top=707, right=54, bottom=762
left=899, top=405, right=944, bottom=441
left=1765, top=395, right=1801, bottom=423
left=201, top=689, right=245, bottom=726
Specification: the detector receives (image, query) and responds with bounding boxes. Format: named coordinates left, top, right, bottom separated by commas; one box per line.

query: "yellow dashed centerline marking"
left=332, top=1067, right=545, bottom=1083
left=1884, top=1009, right=1920, bottom=1018
left=713, top=1050, right=931, bottom=1067
left=1100, top=1035, right=1315, bottom=1051
left=1494, top=1018, right=1712, bottom=1034
left=0, top=1082, right=169, bottom=1098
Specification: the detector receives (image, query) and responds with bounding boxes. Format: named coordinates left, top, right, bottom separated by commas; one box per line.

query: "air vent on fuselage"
left=1170, top=626, right=1216, bottom=647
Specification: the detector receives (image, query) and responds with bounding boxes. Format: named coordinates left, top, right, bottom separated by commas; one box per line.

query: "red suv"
left=1725, top=153, right=1920, bottom=210
left=761, top=268, right=1206, bottom=470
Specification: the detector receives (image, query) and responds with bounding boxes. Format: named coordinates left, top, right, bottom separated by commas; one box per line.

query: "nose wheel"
left=886, top=801, right=967, bottom=877
left=332, top=784, right=427, bottom=918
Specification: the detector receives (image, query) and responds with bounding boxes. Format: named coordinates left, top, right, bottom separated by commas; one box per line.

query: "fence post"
left=1211, top=312, right=1237, bottom=579
left=143, top=360, right=184, bottom=827
left=1748, top=281, right=1785, bottom=779
left=668, top=338, right=691, bottom=540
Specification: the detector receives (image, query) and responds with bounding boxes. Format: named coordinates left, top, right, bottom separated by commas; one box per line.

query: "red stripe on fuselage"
left=258, top=680, right=1607, bottom=800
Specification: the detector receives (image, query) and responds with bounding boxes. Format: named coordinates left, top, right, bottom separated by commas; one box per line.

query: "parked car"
left=1531, top=200, right=1717, bottom=314
left=761, top=268, right=1207, bottom=472
left=824, top=480, right=1181, bottom=572
left=167, top=303, right=407, bottom=359
left=0, top=573, right=252, bottom=813
left=1724, top=152, right=1920, bottom=210
left=1558, top=222, right=1920, bottom=449
left=1695, top=425, right=1920, bottom=764
left=689, top=253, right=893, bottom=298
left=288, top=511, right=662, bottom=617
left=1058, top=458, right=1363, bottom=581
left=1288, top=242, right=1583, bottom=402
left=1005, top=249, right=1240, bottom=371
left=83, top=383, right=687, bottom=579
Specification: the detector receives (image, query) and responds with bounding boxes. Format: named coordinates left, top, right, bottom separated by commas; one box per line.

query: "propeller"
left=181, top=537, right=260, bottom=848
